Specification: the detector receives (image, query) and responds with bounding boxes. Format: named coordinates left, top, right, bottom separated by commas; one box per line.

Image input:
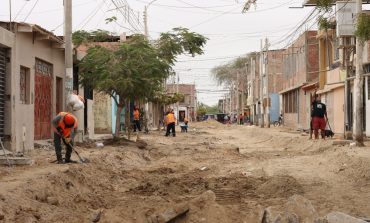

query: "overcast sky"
left=1, top=0, right=321, bottom=105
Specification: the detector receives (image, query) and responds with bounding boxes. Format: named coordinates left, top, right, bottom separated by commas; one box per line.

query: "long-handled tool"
left=67, top=142, right=89, bottom=163
left=62, top=137, right=89, bottom=163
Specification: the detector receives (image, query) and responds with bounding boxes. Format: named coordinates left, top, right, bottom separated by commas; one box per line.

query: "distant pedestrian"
left=133, top=106, right=141, bottom=132
left=180, top=117, right=189, bottom=133
left=311, top=96, right=328, bottom=139
left=239, top=113, right=244, bottom=125
left=165, top=109, right=176, bottom=137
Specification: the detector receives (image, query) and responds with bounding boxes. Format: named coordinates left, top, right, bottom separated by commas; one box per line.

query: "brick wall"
left=267, top=49, right=284, bottom=93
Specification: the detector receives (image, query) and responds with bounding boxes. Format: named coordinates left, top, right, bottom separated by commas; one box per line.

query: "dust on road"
left=0, top=120, right=370, bottom=222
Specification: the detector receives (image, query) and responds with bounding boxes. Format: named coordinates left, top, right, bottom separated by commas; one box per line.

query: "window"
left=284, top=90, right=298, bottom=113
left=35, top=59, right=52, bottom=76
left=20, top=66, right=30, bottom=104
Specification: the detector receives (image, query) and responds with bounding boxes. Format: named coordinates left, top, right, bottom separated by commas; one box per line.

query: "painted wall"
left=270, top=93, right=280, bottom=122
left=332, top=87, right=345, bottom=134
left=93, top=91, right=112, bottom=134
left=0, top=26, right=65, bottom=152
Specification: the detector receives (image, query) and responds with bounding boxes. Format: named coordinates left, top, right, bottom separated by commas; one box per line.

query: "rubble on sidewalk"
left=259, top=195, right=367, bottom=223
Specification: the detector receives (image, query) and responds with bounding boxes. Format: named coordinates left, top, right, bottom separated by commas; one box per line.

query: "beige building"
left=0, top=22, right=65, bottom=152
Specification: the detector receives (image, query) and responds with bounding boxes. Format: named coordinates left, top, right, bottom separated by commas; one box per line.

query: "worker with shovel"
left=52, top=112, right=78, bottom=164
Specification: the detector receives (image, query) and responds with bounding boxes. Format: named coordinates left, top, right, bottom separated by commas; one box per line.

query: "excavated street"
left=0, top=121, right=370, bottom=222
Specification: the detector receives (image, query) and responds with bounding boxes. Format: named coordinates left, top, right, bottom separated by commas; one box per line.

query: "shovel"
left=63, top=137, right=89, bottom=163
left=69, top=143, right=89, bottom=163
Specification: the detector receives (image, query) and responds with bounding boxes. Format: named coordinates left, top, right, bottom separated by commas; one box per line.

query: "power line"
left=23, top=0, right=40, bottom=22
left=13, top=1, right=28, bottom=21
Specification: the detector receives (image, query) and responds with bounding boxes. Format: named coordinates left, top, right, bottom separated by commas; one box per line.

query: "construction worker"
left=52, top=112, right=78, bottom=164
left=165, top=109, right=176, bottom=137
left=133, top=106, right=141, bottom=132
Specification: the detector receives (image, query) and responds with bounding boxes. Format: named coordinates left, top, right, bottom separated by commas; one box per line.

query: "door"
left=34, top=59, right=53, bottom=140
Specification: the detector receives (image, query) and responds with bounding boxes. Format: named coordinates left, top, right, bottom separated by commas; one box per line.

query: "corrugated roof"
left=317, top=83, right=344, bottom=94
left=279, top=84, right=304, bottom=94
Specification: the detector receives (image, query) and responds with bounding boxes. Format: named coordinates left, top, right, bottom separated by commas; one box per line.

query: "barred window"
left=20, top=66, right=30, bottom=104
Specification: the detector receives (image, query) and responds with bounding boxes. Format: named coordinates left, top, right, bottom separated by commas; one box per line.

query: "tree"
left=77, top=28, right=207, bottom=137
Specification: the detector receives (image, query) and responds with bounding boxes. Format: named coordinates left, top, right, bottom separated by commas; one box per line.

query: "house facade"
left=0, top=22, right=65, bottom=152
left=280, top=31, right=320, bottom=130
left=166, top=84, right=197, bottom=122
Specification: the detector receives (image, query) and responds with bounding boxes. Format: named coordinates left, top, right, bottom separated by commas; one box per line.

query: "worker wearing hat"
left=52, top=112, right=78, bottom=164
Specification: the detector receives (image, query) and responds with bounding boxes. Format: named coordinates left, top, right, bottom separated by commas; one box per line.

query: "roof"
left=279, top=84, right=304, bottom=94
left=301, top=82, right=319, bottom=90
left=0, top=21, right=63, bottom=44
left=303, top=0, right=370, bottom=6
left=317, top=83, right=344, bottom=94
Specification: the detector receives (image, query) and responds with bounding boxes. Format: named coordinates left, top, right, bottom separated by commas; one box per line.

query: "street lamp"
left=144, top=0, right=159, bottom=37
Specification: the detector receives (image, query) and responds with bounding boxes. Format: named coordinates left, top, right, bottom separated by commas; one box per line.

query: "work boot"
left=65, top=159, right=78, bottom=164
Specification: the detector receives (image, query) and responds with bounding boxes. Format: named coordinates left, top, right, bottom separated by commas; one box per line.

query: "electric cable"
left=23, top=0, right=39, bottom=22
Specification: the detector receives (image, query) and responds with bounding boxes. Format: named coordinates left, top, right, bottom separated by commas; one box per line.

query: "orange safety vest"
left=166, top=113, right=176, bottom=124
left=133, top=110, right=140, bottom=120
left=55, top=112, right=77, bottom=137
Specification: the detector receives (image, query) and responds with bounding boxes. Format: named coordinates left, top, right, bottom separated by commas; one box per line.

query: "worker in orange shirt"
left=133, top=106, right=141, bottom=132
left=52, top=112, right=78, bottom=164
left=165, top=109, right=176, bottom=137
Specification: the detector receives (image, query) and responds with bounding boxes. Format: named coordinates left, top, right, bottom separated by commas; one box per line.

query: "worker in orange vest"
left=133, top=106, right=141, bottom=132
left=165, top=109, right=176, bottom=137
left=52, top=112, right=78, bottom=164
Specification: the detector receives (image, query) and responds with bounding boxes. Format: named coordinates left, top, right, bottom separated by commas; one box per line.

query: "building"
left=261, top=49, right=285, bottom=125
left=166, top=84, right=197, bottom=122
left=246, top=52, right=261, bottom=125
left=280, top=31, right=320, bottom=130
left=0, top=22, right=65, bottom=152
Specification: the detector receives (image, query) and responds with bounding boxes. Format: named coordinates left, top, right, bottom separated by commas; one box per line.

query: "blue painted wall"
left=270, top=93, right=280, bottom=122
left=112, top=95, right=125, bottom=134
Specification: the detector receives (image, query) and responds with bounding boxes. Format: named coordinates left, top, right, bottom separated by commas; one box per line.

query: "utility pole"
left=176, top=73, right=179, bottom=124
left=237, top=72, right=240, bottom=125
left=353, top=0, right=364, bottom=146
left=260, top=39, right=264, bottom=128
left=64, top=0, right=73, bottom=106
left=265, top=38, right=270, bottom=128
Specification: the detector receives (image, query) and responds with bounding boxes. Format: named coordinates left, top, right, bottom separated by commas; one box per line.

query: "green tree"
left=77, top=28, right=207, bottom=137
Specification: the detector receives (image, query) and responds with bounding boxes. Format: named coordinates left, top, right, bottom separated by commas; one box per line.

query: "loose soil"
left=1, top=121, right=370, bottom=222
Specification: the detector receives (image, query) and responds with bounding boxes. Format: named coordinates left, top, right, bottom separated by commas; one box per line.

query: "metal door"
left=0, top=49, right=6, bottom=137
left=34, top=59, right=53, bottom=140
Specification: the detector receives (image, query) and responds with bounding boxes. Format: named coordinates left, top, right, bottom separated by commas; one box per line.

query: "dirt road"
left=0, top=121, right=370, bottom=222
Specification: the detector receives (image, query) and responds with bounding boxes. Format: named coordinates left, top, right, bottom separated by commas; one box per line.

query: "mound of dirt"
left=256, top=175, right=304, bottom=198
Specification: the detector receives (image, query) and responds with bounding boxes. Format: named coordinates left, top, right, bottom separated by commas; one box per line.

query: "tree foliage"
left=197, top=103, right=219, bottom=116
left=355, top=14, right=370, bottom=42
left=72, top=29, right=117, bottom=46
left=77, top=28, right=207, bottom=136
left=212, top=55, right=248, bottom=86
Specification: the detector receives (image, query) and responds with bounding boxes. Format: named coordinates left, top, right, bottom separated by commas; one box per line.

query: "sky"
left=0, top=0, right=320, bottom=106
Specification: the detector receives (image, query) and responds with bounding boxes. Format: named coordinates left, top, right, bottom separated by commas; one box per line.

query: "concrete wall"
left=93, top=91, right=112, bottom=134
left=14, top=31, right=64, bottom=151
left=0, top=26, right=65, bottom=152
left=284, top=113, right=298, bottom=129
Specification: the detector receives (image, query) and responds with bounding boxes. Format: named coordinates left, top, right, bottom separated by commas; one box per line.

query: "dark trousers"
left=54, top=132, right=73, bottom=162
left=133, top=120, right=141, bottom=132
left=166, top=122, right=176, bottom=136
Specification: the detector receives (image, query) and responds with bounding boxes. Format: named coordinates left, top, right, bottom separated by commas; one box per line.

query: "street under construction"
left=0, top=122, right=370, bottom=222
